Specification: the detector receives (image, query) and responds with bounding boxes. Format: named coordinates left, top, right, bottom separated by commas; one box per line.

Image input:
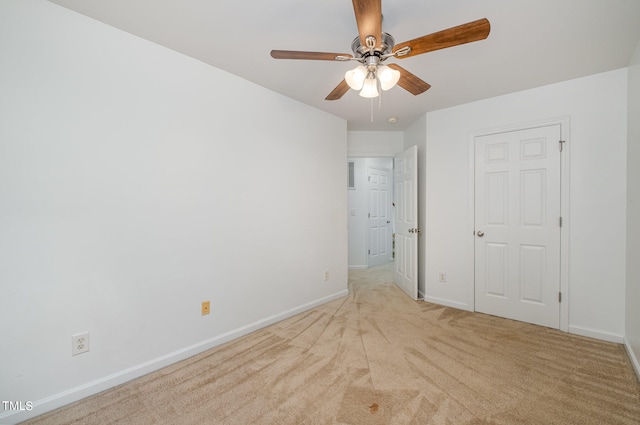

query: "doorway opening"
left=347, top=157, right=394, bottom=270
left=348, top=146, right=419, bottom=300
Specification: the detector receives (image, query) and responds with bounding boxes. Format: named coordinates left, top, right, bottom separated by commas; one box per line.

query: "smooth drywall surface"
left=425, top=69, right=628, bottom=341
left=626, top=40, right=640, bottom=374
left=347, top=131, right=404, bottom=157
left=0, top=1, right=347, bottom=422
left=404, top=116, right=427, bottom=297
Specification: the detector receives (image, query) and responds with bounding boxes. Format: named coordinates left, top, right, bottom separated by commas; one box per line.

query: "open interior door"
left=394, top=145, right=419, bottom=299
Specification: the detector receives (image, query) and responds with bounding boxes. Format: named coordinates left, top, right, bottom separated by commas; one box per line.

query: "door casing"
left=467, top=116, right=570, bottom=332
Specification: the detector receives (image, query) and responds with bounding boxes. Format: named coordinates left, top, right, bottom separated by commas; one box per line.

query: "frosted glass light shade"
left=359, top=78, right=379, bottom=98
left=377, top=65, right=401, bottom=91
left=345, top=66, right=367, bottom=90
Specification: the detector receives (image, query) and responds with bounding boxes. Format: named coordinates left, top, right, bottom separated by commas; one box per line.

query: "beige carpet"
left=23, top=264, right=640, bottom=424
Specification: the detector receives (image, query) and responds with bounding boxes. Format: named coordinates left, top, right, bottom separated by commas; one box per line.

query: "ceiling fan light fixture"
left=345, top=65, right=367, bottom=90
left=359, top=77, right=379, bottom=98
left=377, top=65, right=400, bottom=91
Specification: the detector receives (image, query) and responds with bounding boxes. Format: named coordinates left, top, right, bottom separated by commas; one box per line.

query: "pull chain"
left=370, top=98, right=374, bottom=122
left=370, top=80, right=383, bottom=123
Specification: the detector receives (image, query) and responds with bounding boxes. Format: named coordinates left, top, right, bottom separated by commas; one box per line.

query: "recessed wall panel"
left=521, top=169, right=546, bottom=227
left=370, top=190, right=379, bottom=219
left=485, top=143, right=508, bottom=163
left=521, top=138, right=547, bottom=160
left=379, top=227, right=388, bottom=256
left=486, top=172, right=508, bottom=226
left=397, top=181, right=404, bottom=223
left=405, top=236, right=413, bottom=279
left=520, top=245, right=546, bottom=304
left=370, top=228, right=379, bottom=256
left=396, top=234, right=404, bottom=274
left=404, top=179, right=413, bottom=224
left=380, top=191, right=388, bottom=219
left=486, top=243, right=508, bottom=297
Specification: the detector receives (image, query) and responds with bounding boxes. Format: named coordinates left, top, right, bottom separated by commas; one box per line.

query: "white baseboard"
left=624, top=337, right=640, bottom=381
left=0, top=290, right=348, bottom=425
left=423, top=296, right=472, bottom=312
left=568, top=325, right=624, bottom=344
left=421, top=300, right=626, bottom=346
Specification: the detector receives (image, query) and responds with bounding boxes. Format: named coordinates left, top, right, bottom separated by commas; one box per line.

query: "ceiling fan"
left=270, top=0, right=490, bottom=100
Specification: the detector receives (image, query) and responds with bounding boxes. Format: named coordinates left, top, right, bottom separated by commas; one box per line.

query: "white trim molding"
left=424, top=295, right=472, bottom=312
left=624, top=337, right=640, bottom=381
left=568, top=325, right=624, bottom=344
left=0, top=290, right=348, bottom=425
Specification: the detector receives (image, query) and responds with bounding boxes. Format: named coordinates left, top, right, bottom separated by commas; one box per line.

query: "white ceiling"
left=49, top=0, right=640, bottom=131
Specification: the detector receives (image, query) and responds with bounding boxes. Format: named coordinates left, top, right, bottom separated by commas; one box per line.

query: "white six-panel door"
left=368, top=166, right=392, bottom=267
left=474, top=124, right=561, bottom=328
left=394, top=146, right=418, bottom=300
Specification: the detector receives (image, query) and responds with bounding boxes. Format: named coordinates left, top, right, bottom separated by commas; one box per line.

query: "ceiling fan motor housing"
left=351, top=32, right=396, bottom=59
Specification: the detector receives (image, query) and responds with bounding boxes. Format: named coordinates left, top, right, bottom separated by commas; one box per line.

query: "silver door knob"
left=477, top=231, right=484, bottom=237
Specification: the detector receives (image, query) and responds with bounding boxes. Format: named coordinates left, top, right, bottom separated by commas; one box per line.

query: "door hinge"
left=559, top=292, right=562, bottom=303
left=368, top=249, right=370, bottom=255
left=368, top=213, right=371, bottom=218
left=559, top=216, right=563, bottom=227
left=559, top=140, right=566, bottom=152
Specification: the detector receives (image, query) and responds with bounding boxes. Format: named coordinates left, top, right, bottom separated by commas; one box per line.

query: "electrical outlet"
left=201, top=300, right=210, bottom=316
left=324, top=270, right=330, bottom=281
left=72, top=332, right=89, bottom=356
left=439, top=272, right=447, bottom=282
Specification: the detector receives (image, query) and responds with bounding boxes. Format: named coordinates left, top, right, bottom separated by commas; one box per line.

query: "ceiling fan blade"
left=271, top=50, right=353, bottom=61
left=352, top=0, right=383, bottom=49
left=392, top=18, right=490, bottom=59
left=387, top=64, right=431, bottom=95
left=326, top=79, right=350, bottom=100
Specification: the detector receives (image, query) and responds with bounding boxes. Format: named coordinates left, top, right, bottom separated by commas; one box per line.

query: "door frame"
left=467, top=116, right=571, bottom=332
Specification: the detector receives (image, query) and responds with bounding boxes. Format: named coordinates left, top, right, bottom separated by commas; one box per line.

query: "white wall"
left=0, top=1, right=347, bottom=422
left=347, top=131, right=403, bottom=157
left=424, top=69, right=628, bottom=341
left=403, top=116, right=427, bottom=297
left=626, top=41, right=640, bottom=375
